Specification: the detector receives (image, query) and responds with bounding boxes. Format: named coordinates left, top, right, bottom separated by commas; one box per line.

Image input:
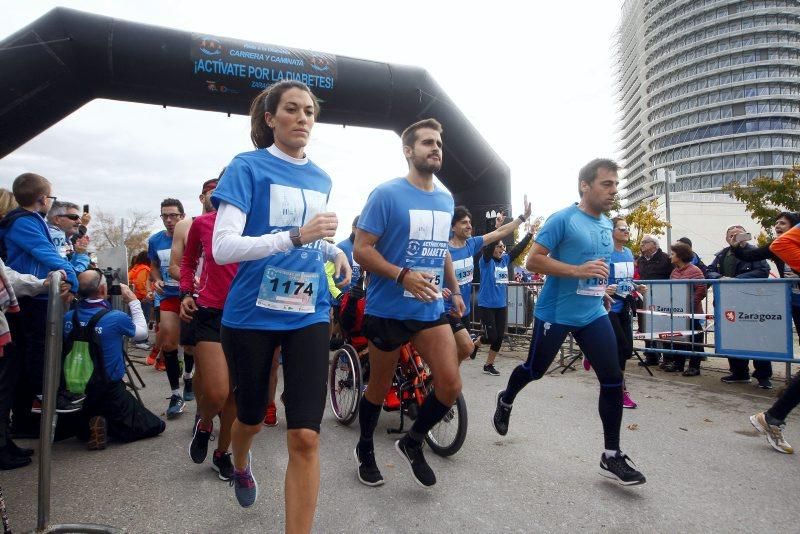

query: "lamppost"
left=653, top=168, right=676, bottom=246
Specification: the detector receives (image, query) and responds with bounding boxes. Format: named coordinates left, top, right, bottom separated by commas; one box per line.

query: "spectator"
left=677, top=236, right=707, bottom=275
left=665, top=242, right=706, bottom=376
left=0, top=189, right=16, bottom=218
left=46, top=201, right=90, bottom=274
left=128, top=251, right=153, bottom=349
left=0, top=174, right=80, bottom=441
left=636, top=234, right=673, bottom=366
left=65, top=270, right=165, bottom=450
left=706, top=225, right=772, bottom=388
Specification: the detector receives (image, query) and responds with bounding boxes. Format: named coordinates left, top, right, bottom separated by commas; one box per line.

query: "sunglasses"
left=58, top=214, right=81, bottom=221
left=615, top=227, right=630, bottom=232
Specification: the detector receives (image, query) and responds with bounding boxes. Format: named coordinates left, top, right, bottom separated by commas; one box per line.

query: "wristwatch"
left=180, top=291, right=194, bottom=301
left=289, top=227, right=303, bottom=248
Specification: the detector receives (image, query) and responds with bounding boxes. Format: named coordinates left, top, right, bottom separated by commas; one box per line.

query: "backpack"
left=63, top=308, right=111, bottom=395
left=0, top=208, right=38, bottom=262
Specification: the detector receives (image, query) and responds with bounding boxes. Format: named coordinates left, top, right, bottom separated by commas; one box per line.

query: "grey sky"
left=0, top=0, right=623, bottom=241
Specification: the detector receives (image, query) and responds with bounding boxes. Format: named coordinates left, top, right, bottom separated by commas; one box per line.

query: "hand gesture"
left=605, top=283, right=618, bottom=296
left=119, top=284, right=137, bottom=304
left=402, top=270, right=440, bottom=302
left=521, top=194, right=531, bottom=221
left=333, top=252, right=352, bottom=288
left=180, top=295, right=197, bottom=323
left=573, top=259, right=609, bottom=280
left=495, top=212, right=505, bottom=229
left=81, top=212, right=91, bottom=226
left=153, top=279, right=165, bottom=295
left=299, top=212, right=338, bottom=244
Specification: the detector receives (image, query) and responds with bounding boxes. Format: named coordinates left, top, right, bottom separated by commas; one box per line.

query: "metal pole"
left=664, top=175, right=672, bottom=247
left=37, top=271, right=64, bottom=532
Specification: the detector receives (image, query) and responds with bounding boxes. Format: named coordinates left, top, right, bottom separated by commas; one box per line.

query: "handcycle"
left=329, top=331, right=468, bottom=457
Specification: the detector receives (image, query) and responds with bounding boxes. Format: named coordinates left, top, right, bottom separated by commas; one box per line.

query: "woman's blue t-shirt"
left=211, top=149, right=332, bottom=331
left=358, top=177, right=454, bottom=322
left=447, top=236, right=483, bottom=316
left=478, top=252, right=510, bottom=309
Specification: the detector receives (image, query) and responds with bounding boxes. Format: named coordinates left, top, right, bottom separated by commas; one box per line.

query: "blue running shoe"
left=183, top=378, right=195, bottom=401
left=166, top=394, right=185, bottom=419
left=230, top=453, right=258, bottom=507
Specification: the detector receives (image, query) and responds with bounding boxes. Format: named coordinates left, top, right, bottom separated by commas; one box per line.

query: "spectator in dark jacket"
left=707, top=225, right=772, bottom=388
left=636, top=235, right=673, bottom=365
left=677, top=236, right=708, bottom=275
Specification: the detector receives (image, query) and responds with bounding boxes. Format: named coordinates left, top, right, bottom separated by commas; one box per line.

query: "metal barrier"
left=636, top=278, right=798, bottom=366
left=36, top=270, right=122, bottom=534
left=467, top=282, right=542, bottom=352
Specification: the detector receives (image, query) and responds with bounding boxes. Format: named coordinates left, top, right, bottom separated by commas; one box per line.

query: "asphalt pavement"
left=3, top=347, right=799, bottom=533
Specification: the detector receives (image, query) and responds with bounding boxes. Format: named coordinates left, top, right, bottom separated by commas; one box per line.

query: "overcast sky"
left=0, top=1, right=623, bottom=242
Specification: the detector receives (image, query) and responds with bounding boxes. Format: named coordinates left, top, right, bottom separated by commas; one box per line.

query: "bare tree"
left=89, top=209, right=156, bottom=259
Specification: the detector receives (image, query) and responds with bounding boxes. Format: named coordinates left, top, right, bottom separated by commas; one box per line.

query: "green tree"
left=625, top=199, right=670, bottom=256
left=722, top=165, right=800, bottom=238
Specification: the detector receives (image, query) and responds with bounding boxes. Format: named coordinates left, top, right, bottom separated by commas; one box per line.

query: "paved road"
left=3, top=350, right=799, bottom=533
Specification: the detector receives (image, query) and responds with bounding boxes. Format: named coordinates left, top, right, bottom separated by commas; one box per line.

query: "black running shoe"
left=395, top=436, right=435, bottom=487
left=212, top=450, right=234, bottom=481
left=492, top=390, right=512, bottom=436
left=483, top=364, right=500, bottom=376
left=354, top=445, right=384, bottom=487
left=599, top=452, right=646, bottom=486
left=189, top=419, right=213, bottom=464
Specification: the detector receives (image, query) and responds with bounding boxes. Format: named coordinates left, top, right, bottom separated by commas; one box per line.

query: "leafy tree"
left=89, top=209, right=156, bottom=260
left=722, top=165, right=800, bottom=238
left=624, top=199, right=670, bottom=256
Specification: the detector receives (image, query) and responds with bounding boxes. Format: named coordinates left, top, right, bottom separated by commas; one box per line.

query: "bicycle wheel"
left=328, top=344, right=362, bottom=426
left=425, top=392, right=468, bottom=457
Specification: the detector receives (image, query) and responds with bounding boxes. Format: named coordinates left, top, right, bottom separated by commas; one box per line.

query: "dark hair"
left=678, top=236, right=692, bottom=247
left=12, top=173, right=50, bottom=206
left=352, top=215, right=360, bottom=228
left=670, top=242, right=694, bottom=263
left=776, top=211, right=800, bottom=227
left=130, top=250, right=149, bottom=268
left=611, top=216, right=626, bottom=228
left=160, top=198, right=184, bottom=215
left=249, top=81, right=320, bottom=149
left=201, top=178, right=218, bottom=194
left=452, top=205, right=472, bottom=227
left=578, top=158, right=619, bottom=197
left=401, top=118, right=443, bottom=149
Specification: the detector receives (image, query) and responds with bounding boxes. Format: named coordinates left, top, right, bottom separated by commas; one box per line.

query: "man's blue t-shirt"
left=64, top=303, right=135, bottom=382
left=447, top=236, right=483, bottom=316
left=358, top=177, right=454, bottom=322
left=148, top=231, right=179, bottom=299
left=336, top=237, right=360, bottom=292
left=609, top=247, right=635, bottom=314
left=533, top=204, right=613, bottom=327
left=212, top=149, right=332, bottom=330
left=478, top=252, right=511, bottom=309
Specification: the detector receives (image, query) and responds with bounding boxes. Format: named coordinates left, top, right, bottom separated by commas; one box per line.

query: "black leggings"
left=608, top=308, right=633, bottom=371
left=502, top=315, right=624, bottom=451
left=480, top=306, right=507, bottom=352
left=221, top=322, right=329, bottom=431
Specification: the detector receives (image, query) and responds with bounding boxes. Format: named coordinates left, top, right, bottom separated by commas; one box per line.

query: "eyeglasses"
left=58, top=214, right=81, bottom=221
left=160, top=213, right=183, bottom=220
left=615, top=227, right=630, bottom=232
left=45, top=196, right=57, bottom=202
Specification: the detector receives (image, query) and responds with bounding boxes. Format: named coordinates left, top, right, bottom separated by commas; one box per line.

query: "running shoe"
left=263, top=402, right=277, bottom=427
left=682, top=367, right=700, bottom=377
left=155, top=356, right=166, bottom=372
left=133, top=342, right=151, bottom=351
left=492, top=390, right=512, bottom=436
left=395, top=436, right=435, bottom=487
left=230, top=453, right=258, bottom=508
left=582, top=357, right=591, bottom=371
left=189, top=418, right=213, bottom=464
left=166, top=394, right=185, bottom=419
left=146, top=350, right=158, bottom=366
left=87, top=415, right=107, bottom=451
left=483, top=364, right=500, bottom=376
left=750, top=412, right=793, bottom=454
left=354, top=444, right=384, bottom=486
left=757, top=378, right=774, bottom=390
left=212, top=450, right=234, bottom=481
left=469, top=334, right=479, bottom=360
left=599, top=452, right=646, bottom=485
left=183, top=378, right=195, bottom=401
left=720, top=374, right=751, bottom=384
left=31, top=393, right=83, bottom=414
left=622, top=391, right=637, bottom=409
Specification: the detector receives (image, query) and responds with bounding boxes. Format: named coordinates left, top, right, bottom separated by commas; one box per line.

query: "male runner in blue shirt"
left=354, top=118, right=464, bottom=488
left=492, top=158, right=646, bottom=486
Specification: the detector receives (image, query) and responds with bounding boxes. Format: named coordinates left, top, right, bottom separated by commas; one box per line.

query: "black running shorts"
left=363, top=314, right=449, bottom=352
left=194, top=306, right=223, bottom=344
left=220, top=322, right=329, bottom=431
left=448, top=314, right=468, bottom=333
left=180, top=311, right=197, bottom=347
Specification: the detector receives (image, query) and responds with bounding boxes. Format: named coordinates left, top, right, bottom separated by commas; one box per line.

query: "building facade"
left=616, top=0, right=800, bottom=208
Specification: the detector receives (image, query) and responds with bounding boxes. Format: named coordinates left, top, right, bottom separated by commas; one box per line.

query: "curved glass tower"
left=616, top=0, right=800, bottom=208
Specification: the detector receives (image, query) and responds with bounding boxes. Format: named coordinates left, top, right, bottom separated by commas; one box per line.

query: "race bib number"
left=257, top=266, right=318, bottom=313
left=577, top=277, right=608, bottom=296
left=453, top=258, right=474, bottom=286
left=611, top=261, right=635, bottom=297
left=494, top=268, right=509, bottom=285
left=403, top=267, right=444, bottom=299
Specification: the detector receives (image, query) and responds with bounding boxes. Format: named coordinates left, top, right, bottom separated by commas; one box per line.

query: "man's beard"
left=411, top=155, right=441, bottom=175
